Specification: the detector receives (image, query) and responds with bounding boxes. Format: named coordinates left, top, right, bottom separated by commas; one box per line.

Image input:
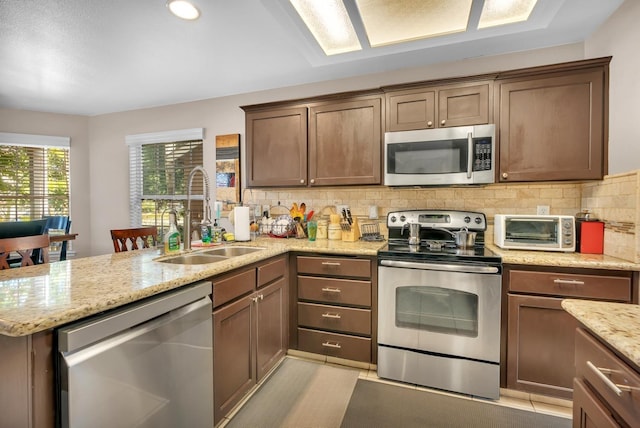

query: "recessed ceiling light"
left=167, top=0, right=200, bottom=21
left=478, top=0, right=538, bottom=29
left=355, top=0, right=473, bottom=47
left=290, top=0, right=361, bottom=56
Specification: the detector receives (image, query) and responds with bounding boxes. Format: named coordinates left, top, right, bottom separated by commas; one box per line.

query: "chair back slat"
left=110, top=227, right=158, bottom=253
left=0, top=235, right=50, bottom=269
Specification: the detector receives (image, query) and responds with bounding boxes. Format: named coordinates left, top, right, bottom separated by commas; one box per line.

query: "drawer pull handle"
left=321, top=287, right=342, bottom=293
left=321, top=313, right=341, bottom=319
left=587, top=361, right=634, bottom=396
left=321, top=261, right=341, bottom=266
left=322, top=341, right=341, bottom=349
left=553, top=279, right=585, bottom=286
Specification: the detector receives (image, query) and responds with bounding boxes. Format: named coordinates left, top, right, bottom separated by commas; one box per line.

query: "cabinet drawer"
left=297, top=276, right=371, bottom=307
left=298, top=303, right=371, bottom=336
left=258, top=256, right=286, bottom=288
left=297, top=256, right=371, bottom=279
left=573, top=378, right=621, bottom=428
left=298, top=328, right=371, bottom=362
left=576, top=328, right=640, bottom=425
left=508, top=270, right=631, bottom=301
left=213, top=268, right=256, bottom=308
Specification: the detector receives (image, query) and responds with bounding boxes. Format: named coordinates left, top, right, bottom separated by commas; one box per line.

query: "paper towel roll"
left=234, top=206, right=251, bottom=241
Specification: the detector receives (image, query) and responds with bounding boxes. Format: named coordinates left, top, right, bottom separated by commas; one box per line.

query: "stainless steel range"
left=377, top=210, right=502, bottom=400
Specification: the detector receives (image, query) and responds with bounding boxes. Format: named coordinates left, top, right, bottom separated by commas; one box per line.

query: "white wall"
left=585, top=0, right=640, bottom=175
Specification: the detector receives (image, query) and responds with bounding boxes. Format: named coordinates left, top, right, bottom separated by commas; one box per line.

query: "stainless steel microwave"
left=494, top=214, right=576, bottom=252
left=384, top=124, right=495, bottom=186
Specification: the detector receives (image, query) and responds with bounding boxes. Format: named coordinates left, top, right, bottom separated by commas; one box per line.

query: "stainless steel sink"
left=201, top=246, right=264, bottom=257
left=156, top=254, right=228, bottom=265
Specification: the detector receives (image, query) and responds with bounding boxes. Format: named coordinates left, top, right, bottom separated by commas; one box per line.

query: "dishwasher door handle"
left=380, top=259, right=499, bottom=274
left=58, top=281, right=212, bottom=353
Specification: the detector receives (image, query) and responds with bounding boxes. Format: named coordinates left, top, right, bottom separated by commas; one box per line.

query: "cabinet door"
left=386, top=89, right=436, bottom=131
left=309, top=98, right=382, bottom=186
left=497, top=68, right=605, bottom=182
left=213, top=295, right=254, bottom=425
left=573, top=379, right=622, bottom=428
left=507, top=294, right=578, bottom=399
left=245, top=107, right=308, bottom=187
left=255, top=277, right=287, bottom=381
left=438, top=83, right=490, bottom=128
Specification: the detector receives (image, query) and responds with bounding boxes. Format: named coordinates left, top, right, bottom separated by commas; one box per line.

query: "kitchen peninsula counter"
left=0, top=237, right=385, bottom=337
left=562, top=299, right=640, bottom=370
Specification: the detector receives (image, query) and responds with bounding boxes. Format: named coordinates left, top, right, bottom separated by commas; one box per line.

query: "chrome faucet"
left=184, top=166, right=211, bottom=251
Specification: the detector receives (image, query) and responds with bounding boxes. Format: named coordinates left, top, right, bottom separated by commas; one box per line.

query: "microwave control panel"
left=473, top=139, right=492, bottom=171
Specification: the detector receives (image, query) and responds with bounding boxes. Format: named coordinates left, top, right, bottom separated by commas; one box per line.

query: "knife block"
left=341, top=217, right=361, bottom=242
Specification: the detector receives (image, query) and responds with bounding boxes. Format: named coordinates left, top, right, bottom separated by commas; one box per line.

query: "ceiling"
left=0, top=0, right=624, bottom=116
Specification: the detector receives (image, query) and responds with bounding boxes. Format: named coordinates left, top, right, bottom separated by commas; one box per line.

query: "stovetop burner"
left=379, top=209, right=502, bottom=264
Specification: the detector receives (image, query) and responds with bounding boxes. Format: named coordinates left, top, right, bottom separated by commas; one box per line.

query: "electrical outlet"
left=537, top=205, right=550, bottom=215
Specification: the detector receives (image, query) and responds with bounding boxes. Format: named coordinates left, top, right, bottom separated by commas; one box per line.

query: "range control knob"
left=399, top=215, right=406, bottom=222
left=390, top=215, right=397, bottom=223
left=475, top=217, right=482, bottom=224
left=464, top=216, right=471, bottom=223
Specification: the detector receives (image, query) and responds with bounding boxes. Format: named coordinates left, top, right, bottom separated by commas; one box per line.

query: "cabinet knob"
left=300, top=179, right=305, bottom=184
left=502, top=172, right=509, bottom=179
left=310, top=178, right=315, bottom=184
left=441, top=119, right=446, bottom=126
left=427, top=121, right=433, bottom=127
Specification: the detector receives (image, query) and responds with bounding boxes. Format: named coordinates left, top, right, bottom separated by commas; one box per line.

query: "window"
left=127, top=128, right=204, bottom=237
left=0, top=132, right=70, bottom=221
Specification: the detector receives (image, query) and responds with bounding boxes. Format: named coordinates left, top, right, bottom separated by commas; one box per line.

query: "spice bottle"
left=316, top=219, right=328, bottom=239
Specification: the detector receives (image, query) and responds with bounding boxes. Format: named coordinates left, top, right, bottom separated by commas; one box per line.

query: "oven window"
left=396, top=286, right=478, bottom=337
left=504, top=218, right=558, bottom=244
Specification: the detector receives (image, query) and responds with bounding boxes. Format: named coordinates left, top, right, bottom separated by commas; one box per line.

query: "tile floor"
left=219, top=351, right=572, bottom=427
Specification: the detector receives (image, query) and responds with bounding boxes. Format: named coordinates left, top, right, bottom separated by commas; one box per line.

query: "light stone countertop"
left=2, top=236, right=639, bottom=338
left=0, top=237, right=385, bottom=337
left=562, top=299, right=640, bottom=370
left=487, top=244, right=640, bottom=271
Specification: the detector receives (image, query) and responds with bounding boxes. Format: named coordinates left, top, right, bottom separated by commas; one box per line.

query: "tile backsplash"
left=581, top=170, right=639, bottom=263
left=244, top=170, right=639, bottom=263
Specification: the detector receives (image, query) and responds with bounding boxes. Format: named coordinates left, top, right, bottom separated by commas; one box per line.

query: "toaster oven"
left=494, top=214, right=575, bottom=252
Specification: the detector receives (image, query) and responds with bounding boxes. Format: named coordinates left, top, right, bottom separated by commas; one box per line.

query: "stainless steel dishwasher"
left=57, top=282, right=213, bottom=428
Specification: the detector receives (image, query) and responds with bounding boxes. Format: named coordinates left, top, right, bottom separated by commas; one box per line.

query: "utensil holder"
left=341, top=217, right=361, bottom=242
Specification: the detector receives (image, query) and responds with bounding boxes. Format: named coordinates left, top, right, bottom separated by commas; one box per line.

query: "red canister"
left=575, top=210, right=604, bottom=254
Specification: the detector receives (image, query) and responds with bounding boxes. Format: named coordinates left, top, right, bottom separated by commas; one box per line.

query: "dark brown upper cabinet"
left=243, top=92, right=383, bottom=188
left=385, top=80, right=492, bottom=131
left=495, top=58, right=610, bottom=182
left=245, top=107, right=308, bottom=187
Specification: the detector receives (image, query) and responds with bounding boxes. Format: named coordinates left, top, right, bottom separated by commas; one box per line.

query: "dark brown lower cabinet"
left=503, top=265, right=635, bottom=399
left=573, top=328, right=640, bottom=428
left=507, top=294, right=578, bottom=398
left=213, top=256, right=288, bottom=425
left=0, top=331, right=55, bottom=428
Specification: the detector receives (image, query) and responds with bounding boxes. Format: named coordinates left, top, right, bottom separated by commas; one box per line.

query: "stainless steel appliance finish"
left=57, top=282, right=213, bottom=428
left=384, top=124, right=495, bottom=186
left=378, top=210, right=502, bottom=400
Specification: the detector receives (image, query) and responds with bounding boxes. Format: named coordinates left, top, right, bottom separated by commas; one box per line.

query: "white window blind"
left=0, top=132, right=71, bottom=221
left=127, top=128, right=204, bottom=231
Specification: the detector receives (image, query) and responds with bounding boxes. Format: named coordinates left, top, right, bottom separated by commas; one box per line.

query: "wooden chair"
left=110, top=226, right=158, bottom=252
left=0, top=235, right=50, bottom=269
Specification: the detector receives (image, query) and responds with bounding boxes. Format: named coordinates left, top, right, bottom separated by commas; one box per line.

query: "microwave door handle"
left=467, top=132, right=473, bottom=179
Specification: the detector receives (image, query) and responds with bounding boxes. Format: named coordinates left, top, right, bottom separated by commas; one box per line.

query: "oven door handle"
left=380, top=259, right=499, bottom=274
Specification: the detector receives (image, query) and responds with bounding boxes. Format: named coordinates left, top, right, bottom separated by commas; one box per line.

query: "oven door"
left=378, top=259, right=501, bottom=363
